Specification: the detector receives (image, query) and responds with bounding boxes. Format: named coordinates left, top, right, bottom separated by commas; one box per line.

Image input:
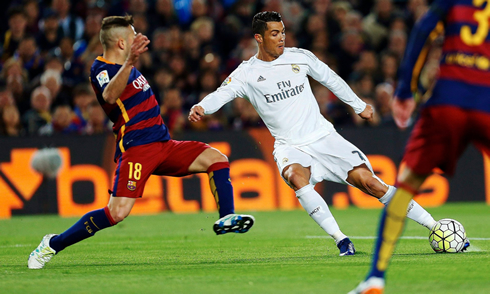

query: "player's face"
left=261, top=21, right=285, bottom=59
left=123, top=25, right=137, bottom=57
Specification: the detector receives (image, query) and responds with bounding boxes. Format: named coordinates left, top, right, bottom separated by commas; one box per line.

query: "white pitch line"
left=306, top=236, right=490, bottom=241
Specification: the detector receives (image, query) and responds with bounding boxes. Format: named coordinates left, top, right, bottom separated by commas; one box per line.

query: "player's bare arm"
left=189, top=105, right=205, bottom=122
left=392, top=97, right=416, bottom=129
left=358, top=104, right=374, bottom=121
left=103, top=33, right=150, bottom=104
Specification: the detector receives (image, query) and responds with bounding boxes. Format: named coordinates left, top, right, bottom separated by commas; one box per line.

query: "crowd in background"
left=0, top=0, right=441, bottom=137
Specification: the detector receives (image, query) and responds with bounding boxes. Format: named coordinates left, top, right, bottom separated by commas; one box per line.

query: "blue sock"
left=49, top=207, right=115, bottom=253
left=207, top=162, right=235, bottom=218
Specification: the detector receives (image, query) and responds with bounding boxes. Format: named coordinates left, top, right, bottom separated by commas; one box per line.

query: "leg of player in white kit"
left=376, top=179, right=436, bottom=230
left=295, top=184, right=355, bottom=256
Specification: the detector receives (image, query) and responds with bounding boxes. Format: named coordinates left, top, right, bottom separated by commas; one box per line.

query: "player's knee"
left=110, top=208, right=130, bottom=223
left=208, top=148, right=229, bottom=164
left=283, top=165, right=309, bottom=189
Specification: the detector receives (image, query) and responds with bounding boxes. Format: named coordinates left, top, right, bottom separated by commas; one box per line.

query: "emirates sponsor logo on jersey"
left=133, top=75, right=150, bottom=91
left=263, top=80, right=305, bottom=103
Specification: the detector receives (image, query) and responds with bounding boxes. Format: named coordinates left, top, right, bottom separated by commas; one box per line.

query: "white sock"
left=378, top=185, right=437, bottom=229
left=296, top=184, right=347, bottom=243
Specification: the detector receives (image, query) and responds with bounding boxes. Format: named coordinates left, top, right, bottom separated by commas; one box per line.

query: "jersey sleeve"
left=90, top=62, right=120, bottom=95
left=395, top=0, right=453, bottom=100
left=303, top=49, right=367, bottom=114
left=197, top=68, right=247, bottom=114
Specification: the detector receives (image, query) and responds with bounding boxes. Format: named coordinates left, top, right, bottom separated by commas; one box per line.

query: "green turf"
left=1, top=203, right=489, bottom=294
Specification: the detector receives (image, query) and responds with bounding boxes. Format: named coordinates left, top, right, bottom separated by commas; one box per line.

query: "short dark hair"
left=101, top=15, right=134, bottom=31
left=252, top=11, right=282, bottom=36
left=99, top=15, right=134, bottom=49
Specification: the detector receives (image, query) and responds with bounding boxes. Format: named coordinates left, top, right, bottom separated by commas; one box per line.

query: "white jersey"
left=197, top=47, right=367, bottom=146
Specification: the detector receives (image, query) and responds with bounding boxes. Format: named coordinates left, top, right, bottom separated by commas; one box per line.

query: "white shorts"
left=273, top=131, right=374, bottom=186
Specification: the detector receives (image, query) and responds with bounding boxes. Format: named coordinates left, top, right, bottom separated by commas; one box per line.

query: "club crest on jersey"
left=96, top=70, right=110, bottom=87
left=127, top=180, right=137, bottom=191
left=133, top=75, right=150, bottom=91
left=221, top=77, right=232, bottom=87
left=282, top=158, right=288, bottom=165
left=291, top=64, right=300, bottom=73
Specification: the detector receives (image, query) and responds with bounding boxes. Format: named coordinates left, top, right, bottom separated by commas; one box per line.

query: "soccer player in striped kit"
left=350, top=0, right=482, bottom=292
left=28, top=15, right=254, bottom=269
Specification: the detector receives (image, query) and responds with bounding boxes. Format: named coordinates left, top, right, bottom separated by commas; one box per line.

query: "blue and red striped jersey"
left=90, top=56, right=170, bottom=161
left=396, top=0, right=490, bottom=113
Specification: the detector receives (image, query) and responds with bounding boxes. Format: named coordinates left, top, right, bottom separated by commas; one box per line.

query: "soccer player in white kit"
left=189, top=11, right=436, bottom=256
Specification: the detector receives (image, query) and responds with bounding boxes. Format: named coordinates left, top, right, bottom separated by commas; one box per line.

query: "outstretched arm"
left=394, top=0, right=449, bottom=128
left=102, top=33, right=150, bottom=104
left=189, top=74, right=246, bottom=122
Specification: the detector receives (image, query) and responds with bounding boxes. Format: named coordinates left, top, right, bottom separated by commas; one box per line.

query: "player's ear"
left=117, top=38, right=125, bottom=50
left=254, top=34, right=263, bottom=44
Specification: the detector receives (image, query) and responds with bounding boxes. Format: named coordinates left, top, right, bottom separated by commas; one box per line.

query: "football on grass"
left=429, top=218, right=467, bottom=253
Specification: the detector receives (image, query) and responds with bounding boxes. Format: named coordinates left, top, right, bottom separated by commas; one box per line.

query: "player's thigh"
left=304, top=132, right=373, bottom=185
left=153, top=140, right=210, bottom=176
left=188, top=147, right=227, bottom=173
left=112, top=143, right=163, bottom=198
left=403, top=106, right=469, bottom=176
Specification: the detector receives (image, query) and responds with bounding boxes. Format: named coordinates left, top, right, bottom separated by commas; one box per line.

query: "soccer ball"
left=429, top=218, right=467, bottom=253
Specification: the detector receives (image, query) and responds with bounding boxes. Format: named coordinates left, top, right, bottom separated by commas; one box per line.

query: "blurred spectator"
left=75, top=13, right=103, bottom=58
left=374, top=82, right=395, bottom=125
left=336, top=30, right=364, bottom=80
left=298, top=13, right=326, bottom=50
left=0, top=83, right=15, bottom=109
left=1, top=6, right=27, bottom=62
left=1, top=58, right=29, bottom=112
left=352, top=50, right=379, bottom=79
left=160, top=88, right=185, bottom=134
left=22, top=85, right=52, bottom=135
left=231, top=98, right=265, bottom=130
left=37, top=9, right=64, bottom=56
left=39, top=104, right=80, bottom=135
left=404, top=0, right=428, bottom=28
left=51, top=0, right=84, bottom=41
left=82, top=100, right=112, bottom=135
left=387, top=29, right=407, bottom=61
left=23, top=0, right=40, bottom=35
left=380, top=51, right=398, bottom=85
left=0, top=104, right=24, bottom=136
left=72, top=84, right=96, bottom=129
left=55, top=37, right=86, bottom=87
left=15, top=36, right=44, bottom=79
left=40, top=69, right=64, bottom=104
left=128, top=0, right=149, bottom=15
left=362, top=0, right=397, bottom=51
left=151, top=0, right=179, bottom=28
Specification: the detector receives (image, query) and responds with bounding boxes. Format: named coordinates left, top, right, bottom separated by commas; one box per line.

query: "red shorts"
left=403, top=105, right=490, bottom=175
left=112, top=140, right=209, bottom=198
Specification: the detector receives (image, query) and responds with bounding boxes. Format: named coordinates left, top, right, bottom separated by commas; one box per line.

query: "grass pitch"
left=1, top=203, right=489, bottom=294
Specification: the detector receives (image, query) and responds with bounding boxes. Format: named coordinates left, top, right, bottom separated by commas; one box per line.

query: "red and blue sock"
left=49, top=207, right=117, bottom=253
left=207, top=162, right=235, bottom=218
